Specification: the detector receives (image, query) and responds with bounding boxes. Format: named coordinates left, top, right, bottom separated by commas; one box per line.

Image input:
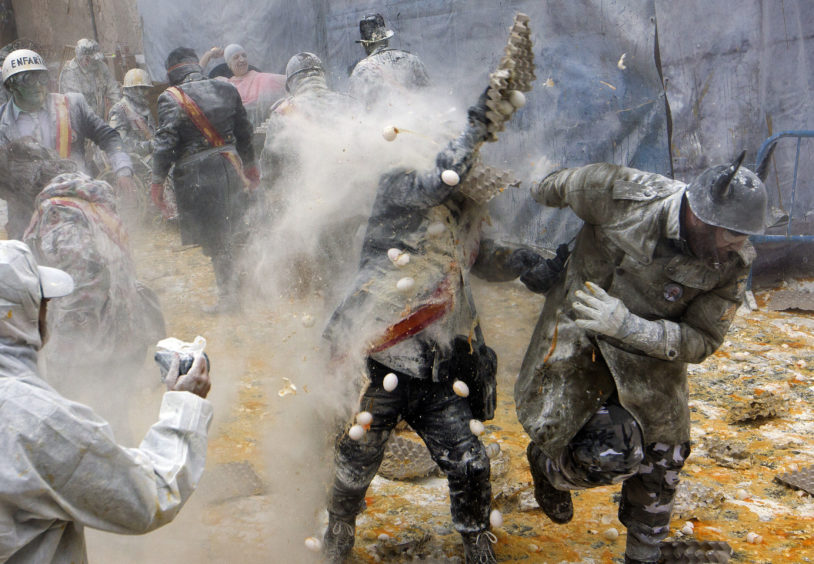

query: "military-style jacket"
left=324, top=121, right=516, bottom=378
left=0, top=93, right=130, bottom=173
left=152, top=71, right=255, bottom=184
left=108, top=97, right=155, bottom=156
left=348, top=47, right=430, bottom=107
left=515, top=164, right=752, bottom=457
left=58, top=58, right=121, bottom=119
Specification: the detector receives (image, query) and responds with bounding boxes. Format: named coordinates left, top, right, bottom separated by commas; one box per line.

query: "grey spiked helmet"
left=685, top=151, right=768, bottom=236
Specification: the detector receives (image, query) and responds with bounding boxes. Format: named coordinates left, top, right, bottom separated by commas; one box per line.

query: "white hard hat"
left=123, top=68, right=153, bottom=88
left=2, top=48, right=47, bottom=84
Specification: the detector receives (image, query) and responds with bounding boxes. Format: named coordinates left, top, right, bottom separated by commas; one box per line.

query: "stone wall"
left=10, top=0, right=141, bottom=64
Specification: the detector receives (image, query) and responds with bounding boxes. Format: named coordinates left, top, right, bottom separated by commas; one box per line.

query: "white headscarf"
left=224, top=43, right=245, bottom=63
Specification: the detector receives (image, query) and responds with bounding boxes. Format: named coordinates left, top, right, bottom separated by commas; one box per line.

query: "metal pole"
left=87, top=0, right=99, bottom=43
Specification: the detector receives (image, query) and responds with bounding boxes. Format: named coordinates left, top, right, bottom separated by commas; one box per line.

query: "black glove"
left=518, top=243, right=570, bottom=294
left=509, top=247, right=545, bottom=277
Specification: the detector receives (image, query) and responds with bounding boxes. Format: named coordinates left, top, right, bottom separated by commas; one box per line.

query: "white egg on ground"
left=304, top=537, right=322, bottom=551
left=746, top=532, right=763, bottom=544
left=396, top=277, right=415, bottom=292
left=489, top=509, right=503, bottom=528
left=441, top=169, right=460, bottom=186
left=356, top=411, right=373, bottom=426
left=301, top=314, right=315, bottom=328
left=382, top=125, right=398, bottom=141
left=387, top=248, right=401, bottom=261
left=383, top=372, right=398, bottom=391
left=509, top=90, right=526, bottom=108
left=469, top=419, right=485, bottom=436
left=680, top=522, right=694, bottom=535
left=348, top=424, right=366, bottom=441
left=453, top=380, right=470, bottom=397
left=604, top=527, right=619, bottom=541
left=395, top=253, right=410, bottom=266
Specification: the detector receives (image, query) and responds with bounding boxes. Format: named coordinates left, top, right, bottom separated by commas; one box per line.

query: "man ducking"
left=516, top=153, right=768, bottom=563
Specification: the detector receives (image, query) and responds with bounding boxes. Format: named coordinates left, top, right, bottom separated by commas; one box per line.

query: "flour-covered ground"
left=65, top=222, right=813, bottom=563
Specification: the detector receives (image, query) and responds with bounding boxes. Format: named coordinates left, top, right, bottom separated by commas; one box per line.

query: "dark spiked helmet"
left=685, top=151, right=768, bottom=236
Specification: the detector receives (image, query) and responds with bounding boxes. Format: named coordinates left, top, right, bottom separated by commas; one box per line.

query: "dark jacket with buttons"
left=515, top=163, right=753, bottom=458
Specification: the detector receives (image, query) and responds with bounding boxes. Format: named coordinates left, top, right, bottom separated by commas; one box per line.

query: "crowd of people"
left=0, top=11, right=772, bottom=564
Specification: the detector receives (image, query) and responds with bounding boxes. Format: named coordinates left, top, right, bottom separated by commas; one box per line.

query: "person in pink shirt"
left=220, top=43, right=285, bottom=126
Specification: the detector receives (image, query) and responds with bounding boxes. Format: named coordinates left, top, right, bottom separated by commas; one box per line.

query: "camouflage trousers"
left=328, top=358, right=492, bottom=534
left=528, top=398, right=690, bottom=562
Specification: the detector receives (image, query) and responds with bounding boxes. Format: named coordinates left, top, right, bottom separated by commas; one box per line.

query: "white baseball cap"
left=0, top=240, right=74, bottom=311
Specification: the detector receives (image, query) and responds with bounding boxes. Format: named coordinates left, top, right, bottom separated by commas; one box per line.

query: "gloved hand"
left=165, top=353, right=211, bottom=398
left=573, top=281, right=680, bottom=361
left=244, top=165, right=260, bottom=191
left=509, top=247, right=544, bottom=275
left=150, top=182, right=171, bottom=219
left=515, top=243, right=570, bottom=294
left=573, top=281, right=629, bottom=338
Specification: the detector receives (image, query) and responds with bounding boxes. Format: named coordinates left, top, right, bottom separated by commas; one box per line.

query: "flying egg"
left=453, top=380, right=470, bottom=397
left=396, top=277, right=415, bottom=292
left=383, top=372, right=398, bottom=391
left=489, top=509, right=503, bottom=528
left=441, top=169, right=460, bottom=186
left=304, top=537, right=322, bottom=551
left=348, top=424, right=366, bottom=441
left=356, top=411, right=373, bottom=426
left=427, top=222, right=446, bottom=237
left=382, top=125, right=399, bottom=141
left=387, top=248, right=410, bottom=266
left=469, top=419, right=485, bottom=436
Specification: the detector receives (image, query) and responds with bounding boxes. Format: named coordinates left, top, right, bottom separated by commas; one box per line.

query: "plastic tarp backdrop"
left=138, top=0, right=813, bottom=249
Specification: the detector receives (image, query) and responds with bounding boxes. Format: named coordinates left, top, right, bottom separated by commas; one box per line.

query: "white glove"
left=573, top=281, right=629, bottom=338
left=573, top=281, right=680, bottom=361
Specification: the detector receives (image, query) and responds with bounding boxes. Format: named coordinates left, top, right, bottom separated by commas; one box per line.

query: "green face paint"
left=9, top=71, right=48, bottom=111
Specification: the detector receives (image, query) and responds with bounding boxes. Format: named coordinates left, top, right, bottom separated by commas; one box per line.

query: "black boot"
left=323, top=513, right=355, bottom=564
left=526, top=442, right=573, bottom=524
left=204, top=253, right=242, bottom=314
left=461, top=530, right=497, bottom=564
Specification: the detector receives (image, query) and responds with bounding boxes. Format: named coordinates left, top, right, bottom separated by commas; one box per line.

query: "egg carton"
left=379, top=432, right=440, bottom=480
left=704, top=437, right=752, bottom=469
left=726, top=391, right=786, bottom=424
left=459, top=158, right=520, bottom=205
left=372, top=530, right=434, bottom=560
left=775, top=464, right=814, bottom=495
left=671, top=480, right=726, bottom=520
left=660, top=540, right=732, bottom=563
left=484, top=12, right=536, bottom=142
